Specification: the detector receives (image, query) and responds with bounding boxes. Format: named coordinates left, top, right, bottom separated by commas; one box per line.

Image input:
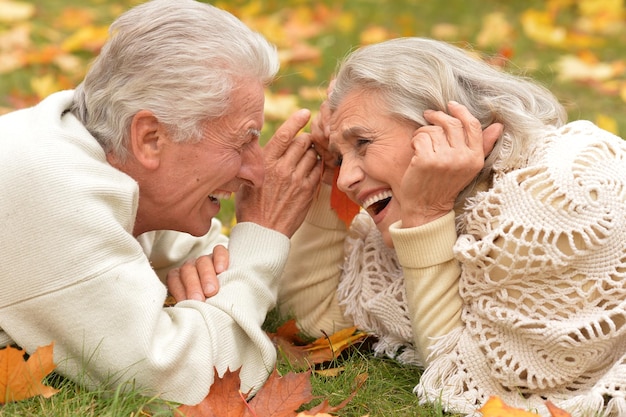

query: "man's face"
left=143, top=80, right=266, bottom=236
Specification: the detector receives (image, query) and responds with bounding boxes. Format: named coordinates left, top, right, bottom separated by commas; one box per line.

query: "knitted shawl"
left=336, top=121, right=626, bottom=417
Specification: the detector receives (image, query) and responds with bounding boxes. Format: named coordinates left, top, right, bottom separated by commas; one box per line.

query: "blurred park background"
left=1, top=0, right=625, bottom=130
left=1, top=0, right=625, bottom=227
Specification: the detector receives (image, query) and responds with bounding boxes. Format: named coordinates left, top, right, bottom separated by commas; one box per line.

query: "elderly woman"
left=277, top=37, right=626, bottom=416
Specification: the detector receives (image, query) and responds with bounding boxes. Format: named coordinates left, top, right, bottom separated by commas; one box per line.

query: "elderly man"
left=0, top=0, right=320, bottom=406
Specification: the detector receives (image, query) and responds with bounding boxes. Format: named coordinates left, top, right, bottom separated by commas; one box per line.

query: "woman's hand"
left=166, top=244, right=229, bottom=303
left=310, top=81, right=335, bottom=185
left=399, top=101, right=503, bottom=228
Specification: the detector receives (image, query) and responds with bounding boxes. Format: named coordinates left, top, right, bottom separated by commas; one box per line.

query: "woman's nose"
left=336, top=156, right=362, bottom=193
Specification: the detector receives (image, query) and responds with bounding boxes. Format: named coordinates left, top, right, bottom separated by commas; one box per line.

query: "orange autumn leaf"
left=479, top=396, right=572, bottom=417
left=330, top=167, right=360, bottom=228
left=545, top=401, right=572, bottom=417
left=178, top=367, right=363, bottom=417
left=0, top=342, right=58, bottom=404
left=269, top=320, right=368, bottom=369
left=177, top=368, right=249, bottom=417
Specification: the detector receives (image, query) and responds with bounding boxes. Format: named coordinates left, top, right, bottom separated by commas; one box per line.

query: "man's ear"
left=129, top=110, right=164, bottom=170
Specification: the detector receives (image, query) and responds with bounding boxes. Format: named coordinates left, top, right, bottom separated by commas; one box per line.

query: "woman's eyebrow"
left=342, top=126, right=372, bottom=140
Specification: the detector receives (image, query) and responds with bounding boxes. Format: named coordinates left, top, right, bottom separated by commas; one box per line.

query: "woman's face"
left=329, top=89, right=418, bottom=246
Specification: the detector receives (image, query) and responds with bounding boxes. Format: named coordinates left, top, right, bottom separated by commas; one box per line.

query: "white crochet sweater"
left=278, top=121, right=626, bottom=417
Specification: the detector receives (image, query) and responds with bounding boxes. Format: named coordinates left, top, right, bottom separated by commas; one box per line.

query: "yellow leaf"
left=0, top=0, right=35, bottom=23
left=305, top=326, right=367, bottom=352
left=0, top=343, right=58, bottom=404
left=31, top=74, right=62, bottom=100
left=595, top=114, right=619, bottom=135
left=479, top=396, right=541, bottom=417
left=521, top=9, right=567, bottom=46
left=313, top=367, right=345, bottom=377
left=359, top=26, right=393, bottom=45
left=431, top=23, right=459, bottom=40
left=263, top=92, right=300, bottom=122
left=476, top=12, right=514, bottom=48
left=479, top=396, right=572, bottom=417
left=61, top=25, right=110, bottom=53
left=555, top=54, right=625, bottom=82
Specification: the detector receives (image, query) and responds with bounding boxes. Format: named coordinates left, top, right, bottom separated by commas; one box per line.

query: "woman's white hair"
left=328, top=37, right=567, bottom=200
left=71, top=0, right=279, bottom=162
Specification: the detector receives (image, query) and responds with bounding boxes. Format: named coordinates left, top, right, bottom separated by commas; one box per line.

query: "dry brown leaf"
left=269, top=320, right=368, bottom=369
left=247, top=369, right=312, bottom=417
left=0, top=342, right=58, bottom=404
left=330, top=168, right=360, bottom=228
left=177, top=367, right=363, bottom=417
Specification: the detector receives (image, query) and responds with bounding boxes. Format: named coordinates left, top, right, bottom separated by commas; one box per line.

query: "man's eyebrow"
left=247, top=128, right=261, bottom=139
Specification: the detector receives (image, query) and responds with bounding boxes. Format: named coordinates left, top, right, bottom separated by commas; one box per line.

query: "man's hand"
left=166, top=244, right=229, bottom=303
left=236, top=109, right=323, bottom=237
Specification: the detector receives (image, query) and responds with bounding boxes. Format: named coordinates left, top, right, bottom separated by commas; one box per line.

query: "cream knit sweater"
left=0, top=91, right=289, bottom=405
left=278, top=121, right=626, bottom=417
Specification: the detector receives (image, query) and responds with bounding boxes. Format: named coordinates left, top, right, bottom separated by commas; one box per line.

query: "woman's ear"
left=129, top=110, right=164, bottom=170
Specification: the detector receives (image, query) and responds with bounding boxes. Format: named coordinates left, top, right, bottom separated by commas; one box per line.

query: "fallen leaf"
left=595, top=114, right=619, bottom=135
left=270, top=320, right=368, bottom=369
left=555, top=54, right=625, bottom=83
left=0, top=342, right=58, bottom=404
left=476, top=12, right=514, bottom=48
left=264, top=91, right=300, bottom=121
left=330, top=167, right=360, bottom=228
left=247, top=369, right=312, bottom=417
left=479, top=396, right=572, bottom=417
left=545, top=400, right=572, bottom=417
left=0, top=0, right=35, bottom=23
left=479, top=396, right=541, bottom=417
left=177, top=368, right=249, bottom=417
left=177, top=367, right=365, bottom=417
left=313, top=367, right=344, bottom=377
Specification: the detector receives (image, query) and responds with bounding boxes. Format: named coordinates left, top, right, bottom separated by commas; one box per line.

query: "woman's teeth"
left=362, top=191, right=393, bottom=215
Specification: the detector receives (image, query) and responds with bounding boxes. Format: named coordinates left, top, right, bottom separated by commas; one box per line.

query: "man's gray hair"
left=71, top=0, right=279, bottom=161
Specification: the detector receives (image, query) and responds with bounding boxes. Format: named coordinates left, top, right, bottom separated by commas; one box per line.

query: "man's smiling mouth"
left=209, top=191, right=232, bottom=204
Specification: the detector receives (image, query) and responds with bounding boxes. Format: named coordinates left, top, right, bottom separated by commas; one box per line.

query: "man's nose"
left=238, top=141, right=264, bottom=188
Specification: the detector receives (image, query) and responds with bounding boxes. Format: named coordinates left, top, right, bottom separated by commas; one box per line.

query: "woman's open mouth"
left=362, top=190, right=392, bottom=216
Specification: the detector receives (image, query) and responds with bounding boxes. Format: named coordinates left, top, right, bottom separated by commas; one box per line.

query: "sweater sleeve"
left=389, top=210, right=463, bottom=365
left=0, top=95, right=288, bottom=405
left=136, top=221, right=229, bottom=283
left=277, top=184, right=354, bottom=337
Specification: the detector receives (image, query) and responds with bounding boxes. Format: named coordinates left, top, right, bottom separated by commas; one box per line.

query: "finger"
left=166, top=268, right=185, bottom=303
left=212, top=244, right=228, bottom=274
left=482, top=123, right=503, bottom=156
left=292, top=147, right=323, bottom=180
left=196, top=255, right=220, bottom=297
left=264, top=109, right=311, bottom=160
left=446, top=101, right=483, bottom=150
left=413, top=125, right=449, bottom=153
left=179, top=261, right=206, bottom=301
left=423, top=111, right=466, bottom=150
left=282, top=132, right=314, bottom=162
